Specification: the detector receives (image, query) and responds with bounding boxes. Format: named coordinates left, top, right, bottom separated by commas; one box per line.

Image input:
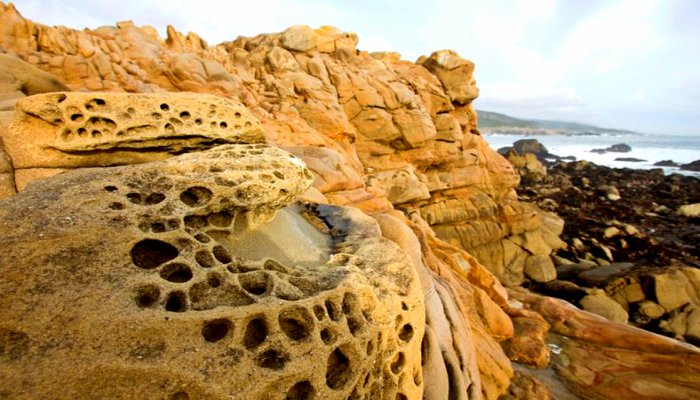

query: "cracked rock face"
left=0, top=144, right=424, bottom=399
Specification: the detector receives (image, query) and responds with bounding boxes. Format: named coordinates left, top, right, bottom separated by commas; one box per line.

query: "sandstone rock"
left=579, top=290, right=629, bottom=323
left=281, top=25, right=316, bottom=52
left=499, top=370, right=552, bottom=400
left=366, top=165, right=430, bottom=205
left=433, top=113, right=462, bottom=142
left=2, top=92, right=264, bottom=171
left=637, top=300, right=666, bottom=319
left=421, top=50, right=478, bottom=105
left=512, top=290, right=700, bottom=400
left=504, top=151, right=546, bottom=182
left=0, top=53, right=69, bottom=96
left=677, top=203, right=700, bottom=217
left=501, top=310, right=551, bottom=368
left=524, top=255, right=556, bottom=283
left=0, top=4, right=563, bottom=286
left=0, top=144, right=427, bottom=399
left=687, top=307, right=700, bottom=343
left=652, top=269, right=692, bottom=312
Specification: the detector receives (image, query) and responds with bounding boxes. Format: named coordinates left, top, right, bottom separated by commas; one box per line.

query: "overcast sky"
left=12, top=0, right=700, bottom=135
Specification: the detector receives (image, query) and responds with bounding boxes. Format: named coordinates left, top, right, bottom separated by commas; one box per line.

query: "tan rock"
left=366, top=165, right=430, bottom=205
left=351, top=108, right=400, bottom=142
left=0, top=53, right=69, bottom=95
left=3, top=92, right=264, bottom=170
left=501, top=311, right=551, bottom=368
left=0, top=144, right=426, bottom=400
left=653, top=269, right=692, bottom=312
left=391, top=108, right=437, bottom=148
left=13, top=167, right=65, bottom=191
left=687, top=307, right=700, bottom=342
left=677, top=203, right=700, bottom=217
left=421, top=50, right=479, bottom=105
left=580, top=290, right=629, bottom=323
left=637, top=300, right=666, bottom=319
left=434, top=113, right=463, bottom=142
left=281, top=25, right=316, bottom=52
left=512, top=290, right=700, bottom=400
left=524, top=255, right=556, bottom=283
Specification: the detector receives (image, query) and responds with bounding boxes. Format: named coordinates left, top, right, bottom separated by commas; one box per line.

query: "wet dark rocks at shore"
left=514, top=155, right=700, bottom=343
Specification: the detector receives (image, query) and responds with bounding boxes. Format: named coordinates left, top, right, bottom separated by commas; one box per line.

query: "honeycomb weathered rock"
left=0, top=143, right=424, bottom=399
left=4, top=91, right=264, bottom=169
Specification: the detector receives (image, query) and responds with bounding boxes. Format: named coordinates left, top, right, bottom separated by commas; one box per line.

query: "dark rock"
left=576, top=263, right=636, bottom=287
left=591, top=143, right=632, bottom=154
left=615, top=157, right=646, bottom=162
left=680, top=159, right=700, bottom=171
left=654, top=160, right=679, bottom=167
left=556, top=263, right=598, bottom=281
left=497, top=146, right=512, bottom=155
left=608, top=143, right=632, bottom=152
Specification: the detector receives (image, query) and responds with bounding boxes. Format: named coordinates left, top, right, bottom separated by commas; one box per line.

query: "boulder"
left=579, top=290, right=629, bottom=323
left=0, top=144, right=427, bottom=399
left=511, top=139, right=550, bottom=158
left=677, top=203, right=700, bottom=218
left=680, top=160, right=700, bottom=171
left=614, top=157, right=646, bottom=162
left=523, top=255, right=556, bottom=283
left=652, top=270, right=692, bottom=312
left=512, top=290, right=700, bottom=400
left=653, top=160, right=679, bottom=167
left=592, top=143, right=631, bottom=153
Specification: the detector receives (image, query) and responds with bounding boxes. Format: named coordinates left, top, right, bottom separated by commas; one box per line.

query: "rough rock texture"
left=0, top=143, right=429, bottom=399
left=510, top=290, right=700, bottom=400
left=0, top=2, right=563, bottom=286
left=513, top=158, right=700, bottom=343
left=1, top=4, right=699, bottom=400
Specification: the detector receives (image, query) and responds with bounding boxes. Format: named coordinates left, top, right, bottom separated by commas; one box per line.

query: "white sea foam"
left=483, top=134, right=700, bottom=178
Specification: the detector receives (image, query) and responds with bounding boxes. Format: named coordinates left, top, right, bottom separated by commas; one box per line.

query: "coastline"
left=484, top=133, right=700, bottom=178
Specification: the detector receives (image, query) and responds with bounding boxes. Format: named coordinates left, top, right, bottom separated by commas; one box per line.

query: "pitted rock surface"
left=0, top=144, right=424, bottom=399
left=5, top=91, right=264, bottom=169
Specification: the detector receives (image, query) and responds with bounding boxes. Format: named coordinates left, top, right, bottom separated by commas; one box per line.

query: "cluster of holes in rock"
left=118, top=177, right=416, bottom=396
left=57, top=98, right=254, bottom=142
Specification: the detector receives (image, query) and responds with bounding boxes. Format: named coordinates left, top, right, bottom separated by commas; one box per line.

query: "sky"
left=11, top=0, right=700, bottom=135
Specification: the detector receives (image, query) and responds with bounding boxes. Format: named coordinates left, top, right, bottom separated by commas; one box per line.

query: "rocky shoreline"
left=505, top=142, right=700, bottom=344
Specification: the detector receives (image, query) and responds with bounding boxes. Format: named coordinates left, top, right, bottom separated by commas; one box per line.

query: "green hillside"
left=476, top=110, right=636, bottom=135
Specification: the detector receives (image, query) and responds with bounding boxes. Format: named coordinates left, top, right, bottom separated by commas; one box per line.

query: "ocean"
left=483, top=134, right=700, bottom=178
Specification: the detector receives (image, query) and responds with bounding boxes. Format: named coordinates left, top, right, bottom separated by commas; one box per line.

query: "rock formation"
left=0, top=2, right=564, bottom=287
left=0, top=143, right=431, bottom=399
left=0, top=3, right=699, bottom=399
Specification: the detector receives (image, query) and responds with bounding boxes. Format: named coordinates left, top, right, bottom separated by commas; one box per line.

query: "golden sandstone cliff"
left=0, top=3, right=699, bottom=399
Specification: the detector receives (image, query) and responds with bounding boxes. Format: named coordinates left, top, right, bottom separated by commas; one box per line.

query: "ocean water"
left=483, top=134, right=700, bottom=178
